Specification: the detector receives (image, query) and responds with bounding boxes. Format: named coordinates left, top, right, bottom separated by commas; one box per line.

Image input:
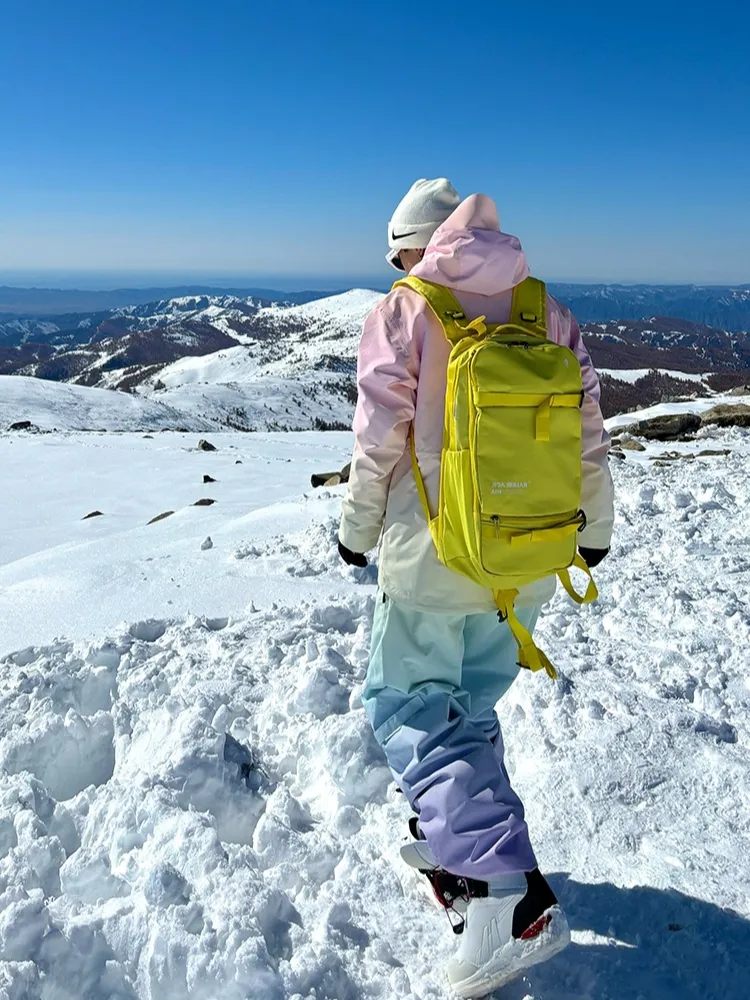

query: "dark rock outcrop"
left=700, top=403, right=750, bottom=428
left=625, top=413, right=702, bottom=441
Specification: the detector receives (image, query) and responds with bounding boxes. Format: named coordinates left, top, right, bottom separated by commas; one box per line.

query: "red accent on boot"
left=519, top=912, right=552, bottom=941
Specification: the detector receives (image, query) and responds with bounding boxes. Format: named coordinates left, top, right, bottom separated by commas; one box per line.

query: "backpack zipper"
left=482, top=511, right=585, bottom=535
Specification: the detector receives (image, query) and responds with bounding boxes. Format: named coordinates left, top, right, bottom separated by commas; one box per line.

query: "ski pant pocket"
left=369, top=689, right=427, bottom=746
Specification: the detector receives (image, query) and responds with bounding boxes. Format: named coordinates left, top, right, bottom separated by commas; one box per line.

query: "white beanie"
left=386, top=178, right=461, bottom=269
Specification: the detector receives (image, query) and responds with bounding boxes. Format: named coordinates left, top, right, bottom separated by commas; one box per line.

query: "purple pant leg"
left=383, top=691, right=537, bottom=878
left=363, top=599, right=539, bottom=879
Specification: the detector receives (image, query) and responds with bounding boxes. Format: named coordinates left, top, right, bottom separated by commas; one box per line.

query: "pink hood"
left=411, top=194, right=530, bottom=296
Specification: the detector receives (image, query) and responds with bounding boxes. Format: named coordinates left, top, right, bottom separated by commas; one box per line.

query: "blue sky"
left=1, top=0, right=748, bottom=286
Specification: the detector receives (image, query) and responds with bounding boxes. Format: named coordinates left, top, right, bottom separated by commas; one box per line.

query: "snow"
left=135, top=291, right=382, bottom=427
left=153, top=379, right=353, bottom=432
left=252, top=291, right=381, bottom=376
left=2, top=401, right=750, bottom=998
left=0, top=320, right=61, bottom=341
left=155, top=348, right=263, bottom=388
left=0, top=431, right=355, bottom=649
left=0, top=376, right=217, bottom=433
left=109, top=290, right=380, bottom=353
left=599, top=368, right=709, bottom=384
left=0, top=373, right=353, bottom=434
left=265, top=289, right=381, bottom=326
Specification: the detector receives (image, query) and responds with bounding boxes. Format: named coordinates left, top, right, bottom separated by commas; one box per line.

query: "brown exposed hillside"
left=582, top=316, right=750, bottom=372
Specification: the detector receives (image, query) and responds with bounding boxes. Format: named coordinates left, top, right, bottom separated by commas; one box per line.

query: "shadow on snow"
left=499, top=874, right=750, bottom=1000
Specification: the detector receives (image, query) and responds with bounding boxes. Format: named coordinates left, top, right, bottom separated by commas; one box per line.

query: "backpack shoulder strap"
left=396, top=275, right=547, bottom=341
left=392, top=276, right=470, bottom=344
left=509, top=276, right=547, bottom=336
left=392, top=276, right=467, bottom=526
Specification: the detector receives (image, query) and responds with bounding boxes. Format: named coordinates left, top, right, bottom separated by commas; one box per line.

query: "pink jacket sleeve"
left=557, top=304, right=615, bottom=550
left=339, top=300, right=418, bottom=554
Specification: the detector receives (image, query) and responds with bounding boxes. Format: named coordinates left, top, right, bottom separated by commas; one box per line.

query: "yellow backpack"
left=394, top=274, right=598, bottom=680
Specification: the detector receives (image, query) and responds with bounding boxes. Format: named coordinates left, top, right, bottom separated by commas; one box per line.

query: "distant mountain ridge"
left=3, top=287, right=750, bottom=383
left=2, top=281, right=750, bottom=329
left=0, top=291, right=379, bottom=387
left=549, top=283, right=750, bottom=332
left=1, top=290, right=383, bottom=433
left=3, top=285, right=750, bottom=382
left=582, top=315, right=750, bottom=372
left=0, top=285, right=336, bottom=316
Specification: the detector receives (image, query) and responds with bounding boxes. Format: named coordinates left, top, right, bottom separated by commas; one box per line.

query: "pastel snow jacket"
left=340, top=194, right=614, bottom=613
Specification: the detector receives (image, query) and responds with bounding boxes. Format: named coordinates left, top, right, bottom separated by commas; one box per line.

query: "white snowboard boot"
left=400, top=821, right=569, bottom=997
left=446, top=869, right=570, bottom=998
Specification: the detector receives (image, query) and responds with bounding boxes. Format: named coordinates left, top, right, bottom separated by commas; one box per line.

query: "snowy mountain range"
left=0, top=291, right=378, bottom=391
left=4, top=287, right=749, bottom=386
left=0, top=292, right=381, bottom=432
left=2, top=285, right=750, bottom=432
left=3, top=280, right=750, bottom=328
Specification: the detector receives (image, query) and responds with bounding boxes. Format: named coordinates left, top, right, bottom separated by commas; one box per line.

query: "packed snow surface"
left=0, top=376, right=218, bottom=433
left=0, top=373, right=353, bottom=434
left=1, top=408, right=750, bottom=998
left=0, top=431, right=355, bottom=647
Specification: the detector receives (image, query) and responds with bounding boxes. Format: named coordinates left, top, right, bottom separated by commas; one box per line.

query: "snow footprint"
left=129, top=619, right=168, bottom=642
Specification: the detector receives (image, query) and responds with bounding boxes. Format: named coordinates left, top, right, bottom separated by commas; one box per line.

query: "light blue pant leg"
left=461, top=609, right=540, bottom=816
left=363, top=594, right=540, bottom=879
left=460, top=608, right=539, bottom=741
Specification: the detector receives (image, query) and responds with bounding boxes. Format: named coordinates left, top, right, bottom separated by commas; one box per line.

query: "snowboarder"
left=338, top=179, right=614, bottom=996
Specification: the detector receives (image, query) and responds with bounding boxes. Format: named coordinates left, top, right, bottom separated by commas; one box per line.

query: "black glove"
left=338, top=541, right=368, bottom=568
left=579, top=546, right=609, bottom=568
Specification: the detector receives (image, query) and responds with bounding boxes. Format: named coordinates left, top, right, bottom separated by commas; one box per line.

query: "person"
left=338, top=178, right=614, bottom=996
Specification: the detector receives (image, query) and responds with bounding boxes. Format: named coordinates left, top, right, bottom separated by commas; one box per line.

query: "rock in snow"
left=147, top=510, right=175, bottom=525
left=701, top=403, right=750, bottom=428
left=619, top=437, right=647, bottom=452
left=626, top=412, right=702, bottom=440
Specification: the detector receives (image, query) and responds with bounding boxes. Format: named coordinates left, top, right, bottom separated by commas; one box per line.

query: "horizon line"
left=0, top=274, right=748, bottom=294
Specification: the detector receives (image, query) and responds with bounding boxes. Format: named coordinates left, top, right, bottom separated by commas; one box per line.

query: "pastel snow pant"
left=363, top=594, right=540, bottom=880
